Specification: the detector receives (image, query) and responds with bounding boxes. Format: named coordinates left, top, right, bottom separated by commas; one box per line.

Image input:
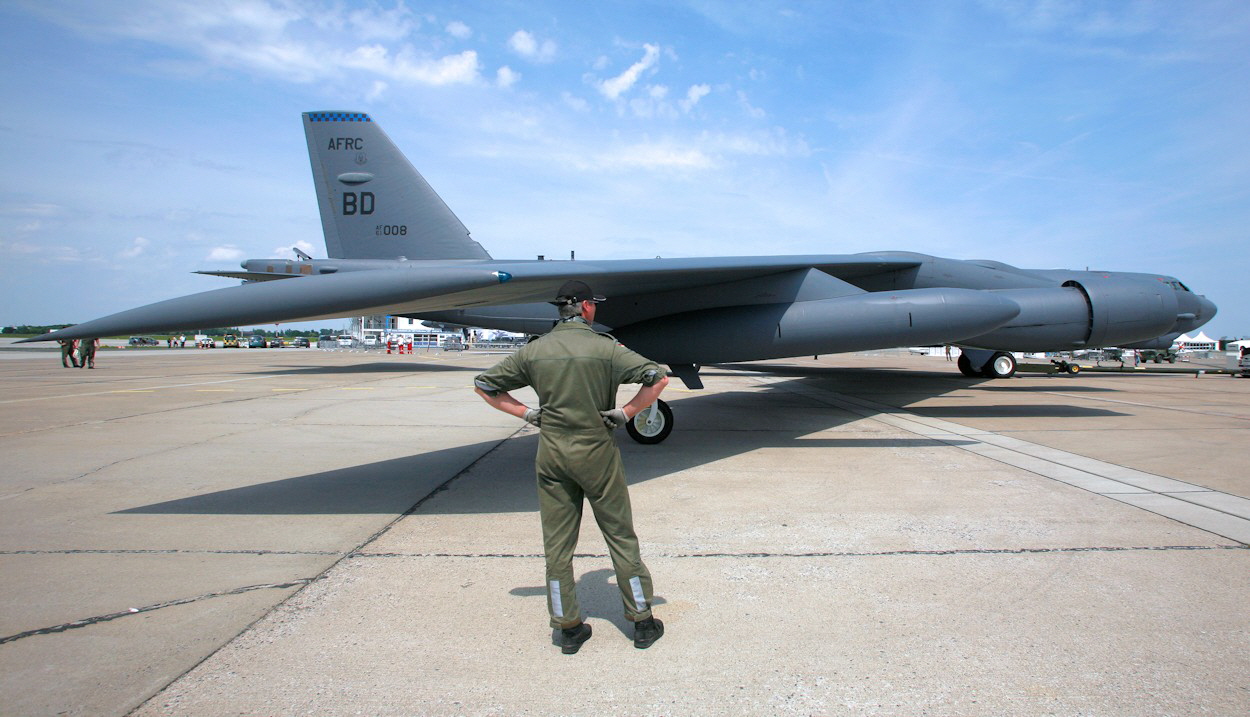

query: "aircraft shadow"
left=115, top=371, right=1016, bottom=517
left=115, top=364, right=1137, bottom=517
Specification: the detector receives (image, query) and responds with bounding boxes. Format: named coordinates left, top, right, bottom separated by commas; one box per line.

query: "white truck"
left=1233, top=346, right=1250, bottom=378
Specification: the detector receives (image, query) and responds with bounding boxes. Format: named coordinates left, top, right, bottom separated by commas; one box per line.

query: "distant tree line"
left=2, top=324, right=72, bottom=335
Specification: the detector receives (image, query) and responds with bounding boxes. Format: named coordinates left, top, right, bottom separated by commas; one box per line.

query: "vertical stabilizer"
left=303, top=111, right=490, bottom=260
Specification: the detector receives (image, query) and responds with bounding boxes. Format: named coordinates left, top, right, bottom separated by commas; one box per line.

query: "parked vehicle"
left=197, top=336, right=215, bottom=349
left=336, top=335, right=355, bottom=348
left=222, top=334, right=240, bottom=348
left=128, top=336, right=160, bottom=346
left=292, top=336, right=310, bottom=348
left=248, top=335, right=267, bottom=348
left=1235, top=347, right=1250, bottom=378
left=1138, top=349, right=1178, bottom=364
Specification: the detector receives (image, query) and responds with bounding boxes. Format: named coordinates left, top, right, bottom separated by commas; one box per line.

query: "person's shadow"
left=511, top=568, right=668, bottom=645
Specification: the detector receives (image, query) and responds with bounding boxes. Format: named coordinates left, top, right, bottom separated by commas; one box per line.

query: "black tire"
left=625, top=399, right=673, bottom=445
left=982, top=352, right=1017, bottom=379
left=956, top=353, right=980, bottom=378
left=1067, top=363, right=1081, bottom=375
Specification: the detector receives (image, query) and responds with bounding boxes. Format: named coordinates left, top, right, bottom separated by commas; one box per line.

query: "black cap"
left=552, top=280, right=606, bottom=306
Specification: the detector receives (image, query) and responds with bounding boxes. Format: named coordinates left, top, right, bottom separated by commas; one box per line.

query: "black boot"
left=633, top=616, right=664, bottom=649
left=559, top=622, right=592, bottom=654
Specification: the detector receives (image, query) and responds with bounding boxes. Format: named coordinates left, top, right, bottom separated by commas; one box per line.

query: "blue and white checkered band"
left=306, top=112, right=373, bottom=123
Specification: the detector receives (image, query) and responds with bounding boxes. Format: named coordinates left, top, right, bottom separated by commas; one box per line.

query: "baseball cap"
left=552, top=280, right=606, bottom=305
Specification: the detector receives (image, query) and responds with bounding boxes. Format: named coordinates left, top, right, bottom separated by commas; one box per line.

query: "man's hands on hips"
left=599, top=408, right=629, bottom=428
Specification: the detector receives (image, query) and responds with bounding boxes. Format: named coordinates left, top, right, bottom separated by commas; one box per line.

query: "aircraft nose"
left=1198, top=295, right=1218, bottom=322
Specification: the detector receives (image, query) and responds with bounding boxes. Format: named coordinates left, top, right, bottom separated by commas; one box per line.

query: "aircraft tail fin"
left=303, top=111, right=490, bottom=261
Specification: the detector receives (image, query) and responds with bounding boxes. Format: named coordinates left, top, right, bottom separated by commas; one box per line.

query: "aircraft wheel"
left=626, top=399, right=673, bottom=445
left=956, top=354, right=980, bottom=378
left=983, top=352, right=1017, bottom=379
left=1066, top=363, right=1081, bottom=375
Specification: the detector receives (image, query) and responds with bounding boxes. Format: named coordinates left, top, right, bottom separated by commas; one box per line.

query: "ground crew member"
left=77, top=337, right=99, bottom=369
left=59, top=339, right=79, bottom=368
left=474, top=280, right=669, bottom=654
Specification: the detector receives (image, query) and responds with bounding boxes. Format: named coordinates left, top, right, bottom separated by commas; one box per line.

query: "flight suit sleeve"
left=474, top=351, right=530, bottom=396
left=611, top=344, right=664, bottom=386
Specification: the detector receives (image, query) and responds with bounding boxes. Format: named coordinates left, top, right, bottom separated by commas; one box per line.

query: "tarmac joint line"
left=0, top=579, right=315, bottom=646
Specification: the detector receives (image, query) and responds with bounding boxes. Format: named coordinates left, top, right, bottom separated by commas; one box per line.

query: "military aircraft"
left=23, top=111, right=1217, bottom=442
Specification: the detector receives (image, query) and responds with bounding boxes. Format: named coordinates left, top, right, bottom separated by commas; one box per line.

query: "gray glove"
left=523, top=408, right=542, bottom=426
left=599, top=408, right=628, bottom=428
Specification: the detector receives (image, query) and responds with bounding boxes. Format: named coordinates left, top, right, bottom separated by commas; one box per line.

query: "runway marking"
left=196, top=389, right=235, bottom=392
left=760, top=377, right=1250, bottom=545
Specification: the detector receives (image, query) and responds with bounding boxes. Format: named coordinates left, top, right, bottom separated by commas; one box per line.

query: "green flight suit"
left=77, top=339, right=96, bottom=369
left=60, top=340, right=78, bottom=367
left=475, top=318, right=664, bottom=628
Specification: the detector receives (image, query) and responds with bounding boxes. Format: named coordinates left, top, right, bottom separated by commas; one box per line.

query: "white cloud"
left=591, top=142, right=715, bottom=171
left=562, top=91, right=590, bottom=112
left=446, top=20, right=471, bottom=39
left=365, top=80, right=388, bottom=102
left=348, top=3, right=417, bottom=41
left=29, top=2, right=481, bottom=87
left=508, top=30, right=556, bottom=63
left=680, top=84, right=711, bottom=113
left=0, top=240, right=42, bottom=255
left=496, top=66, right=520, bottom=88
left=119, top=237, right=150, bottom=259
left=207, top=246, right=244, bottom=261
left=597, top=43, right=660, bottom=100
left=2, top=203, right=63, bottom=217
left=737, top=90, right=766, bottom=118
left=341, top=45, right=481, bottom=85
left=271, top=241, right=316, bottom=259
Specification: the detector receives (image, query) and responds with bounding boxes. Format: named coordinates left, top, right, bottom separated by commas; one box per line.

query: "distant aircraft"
left=23, top=111, right=1217, bottom=441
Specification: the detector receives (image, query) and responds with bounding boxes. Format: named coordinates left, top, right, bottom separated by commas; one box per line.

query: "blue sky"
left=1, top=0, right=1246, bottom=338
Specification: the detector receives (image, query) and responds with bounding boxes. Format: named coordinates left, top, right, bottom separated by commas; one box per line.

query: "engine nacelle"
left=615, top=288, right=1020, bottom=364
left=1063, top=276, right=1178, bottom=347
left=963, top=276, right=1179, bottom=351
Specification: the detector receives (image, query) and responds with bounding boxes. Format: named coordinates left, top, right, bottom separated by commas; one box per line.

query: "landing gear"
left=957, top=350, right=1017, bottom=379
left=983, top=351, right=1017, bottom=379
left=956, top=353, right=980, bottom=378
left=626, top=399, right=673, bottom=445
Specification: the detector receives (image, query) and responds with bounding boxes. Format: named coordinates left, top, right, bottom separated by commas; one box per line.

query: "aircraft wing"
left=22, top=255, right=919, bottom=343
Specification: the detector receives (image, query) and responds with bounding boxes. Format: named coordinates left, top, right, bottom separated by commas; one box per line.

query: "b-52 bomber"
left=24, top=111, right=1217, bottom=442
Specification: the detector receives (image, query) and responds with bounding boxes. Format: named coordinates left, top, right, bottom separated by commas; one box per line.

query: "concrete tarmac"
left=0, top=347, right=1247, bottom=716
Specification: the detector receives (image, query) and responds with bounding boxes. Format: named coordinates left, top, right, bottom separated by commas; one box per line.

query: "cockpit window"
left=1168, top=280, right=1191, bottom=292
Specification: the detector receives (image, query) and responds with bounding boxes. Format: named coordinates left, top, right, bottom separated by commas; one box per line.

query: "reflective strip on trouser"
left=549, top=580, right=565, bottom=620
left=536, top=429, right=654, bottom=629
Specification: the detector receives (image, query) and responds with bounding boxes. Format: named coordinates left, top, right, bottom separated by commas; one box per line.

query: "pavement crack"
left=0, top=579, right=314, bottom=646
